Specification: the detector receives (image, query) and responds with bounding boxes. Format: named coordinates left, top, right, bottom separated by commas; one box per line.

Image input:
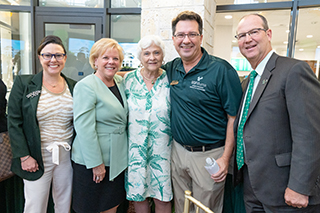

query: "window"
left=0, top=0, right=30, bottom=6
left=214, top=10, right=290, bottom=77
left=216, top=0, right=292, bottom=6
left=111, top=0, right=141, bottom=8
left=0, top=11, right=32, bottom=90
left=111, top=14, right=141, bottom=69
left=294, top=7, right=320, bottom=77
left=38, top=0, right=103, bottom=8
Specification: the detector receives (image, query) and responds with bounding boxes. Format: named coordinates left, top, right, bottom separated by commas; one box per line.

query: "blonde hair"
left=89, top=38, right=124, bottom=70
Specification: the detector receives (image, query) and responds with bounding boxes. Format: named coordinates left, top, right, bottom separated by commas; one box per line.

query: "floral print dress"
left=124, top=69, right=173, bottom=202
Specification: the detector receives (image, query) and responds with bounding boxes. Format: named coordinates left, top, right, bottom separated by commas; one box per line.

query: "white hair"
left=136, top=35, right=165, bottom=61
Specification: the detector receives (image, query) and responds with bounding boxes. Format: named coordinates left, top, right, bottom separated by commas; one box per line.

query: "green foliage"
left=121, top=66, right=136, bottom=71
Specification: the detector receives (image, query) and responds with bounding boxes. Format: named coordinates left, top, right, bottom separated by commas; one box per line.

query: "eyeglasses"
left=41, top=53, right=66, bottom=60
left=235, top=28, right=267, bottom=41
left=173, top=32, right=201, bottom=40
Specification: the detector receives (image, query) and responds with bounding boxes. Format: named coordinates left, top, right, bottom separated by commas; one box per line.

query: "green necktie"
left=236, top=70, right=258, bottom=170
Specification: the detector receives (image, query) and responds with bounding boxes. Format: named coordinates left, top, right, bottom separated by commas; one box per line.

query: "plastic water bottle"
left=204, top=157, right=220, bottom=175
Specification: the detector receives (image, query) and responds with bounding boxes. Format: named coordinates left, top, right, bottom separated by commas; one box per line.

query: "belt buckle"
left=184, top=145, right=194, bottom=152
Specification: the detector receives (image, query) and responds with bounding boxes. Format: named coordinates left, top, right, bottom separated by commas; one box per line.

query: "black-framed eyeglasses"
left=235, top=28, right=267, bottom=40
left=173, top=32, right=201, bottom=40
left=41, top=53, right=66, bottom=60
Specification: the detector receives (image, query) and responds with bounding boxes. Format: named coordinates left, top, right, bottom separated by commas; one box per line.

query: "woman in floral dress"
left=124, top=35, right=172, bottom=213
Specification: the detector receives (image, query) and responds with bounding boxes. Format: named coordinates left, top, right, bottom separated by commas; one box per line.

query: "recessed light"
left=225, top=15, right=232, bottom=19
left=318, top=46, right=320, bottom=49
left=307, top=35, right=313, bottom=38
left=286, top=30, right=290, bottom=33
left=283, top=41, right=288, bottom=44
left=232, top=40, right=237, bottom=43
left=299, top=49, right=304, bottom=51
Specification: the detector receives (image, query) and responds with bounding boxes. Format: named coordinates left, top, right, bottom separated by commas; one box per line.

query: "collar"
left=31, top=71, right=43, bottom=85
left=254, top=50, right=274, bottom=76
left=177, top=47, right=208, bottom=73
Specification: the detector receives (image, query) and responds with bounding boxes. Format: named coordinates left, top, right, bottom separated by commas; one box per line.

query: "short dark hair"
left=172, top=11, right=203, bottom=36
left=37, top=35, right=67, bottom=55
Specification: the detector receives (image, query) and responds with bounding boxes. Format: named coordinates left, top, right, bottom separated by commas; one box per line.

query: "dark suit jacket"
left=8, top=71, right=76, bottom=181
left=234, top=53, right=320, bottom=206
left=0, top=79, right=7, bottom=133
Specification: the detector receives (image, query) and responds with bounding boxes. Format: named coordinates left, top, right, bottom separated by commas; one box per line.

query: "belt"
left=182, top=140, right=225, bottom=152
left=46, top=142, right=71, bottom=165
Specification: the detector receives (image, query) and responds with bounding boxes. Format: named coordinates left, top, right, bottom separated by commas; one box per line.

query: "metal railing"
left=183, top=190, right=214, bottom=213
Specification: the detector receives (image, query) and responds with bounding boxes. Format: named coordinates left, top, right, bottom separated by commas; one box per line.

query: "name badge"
left=170, top=80, right=179, bottom=86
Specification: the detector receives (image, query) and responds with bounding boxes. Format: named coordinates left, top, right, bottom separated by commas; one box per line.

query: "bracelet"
left=21, top=155, right=30, bottom=162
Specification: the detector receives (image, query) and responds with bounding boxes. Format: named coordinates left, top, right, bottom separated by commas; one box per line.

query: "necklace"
left=43, top=77, right=61, bottom=88
left=141, top=69, right=160, bottom=84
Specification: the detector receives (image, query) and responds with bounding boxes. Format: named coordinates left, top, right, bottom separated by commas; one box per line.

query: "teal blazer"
left=8, top=71, right=77, bottom=181
left=71, top=74, right=128, bottom=181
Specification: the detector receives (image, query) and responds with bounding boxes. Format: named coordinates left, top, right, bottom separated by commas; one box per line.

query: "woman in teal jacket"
left=8, top=35, right=76, bottom=213
left=71, top=38, right=128, bottom=213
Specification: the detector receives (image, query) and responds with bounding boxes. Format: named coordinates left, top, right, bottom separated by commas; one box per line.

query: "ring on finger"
left=96, top=176, right=100, bottom=181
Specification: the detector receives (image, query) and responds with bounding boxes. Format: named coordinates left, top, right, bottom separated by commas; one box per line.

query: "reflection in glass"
left=214, top=10, right=290, bottom=77
left=111, top=0, right=141, bottom=8
left=111, top=15, right=140, bottom=69
left=45, top=23, right=95, bottom=81
left=119, top=43, right=140, bottom=69
left=216, top=0, right=292, bottom=6
left=0, top=0, right=30, bottom=6
left=294, top=7, right=320, bottom=78
left=0, top=11, right=31, bottom=90
left=38, top=0, right=103, bottom=8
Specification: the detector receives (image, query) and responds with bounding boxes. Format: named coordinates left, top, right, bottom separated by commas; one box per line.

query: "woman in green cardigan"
left=8, top=35, right=77, bottom=213
left=71, top=38, right=128, bottom=213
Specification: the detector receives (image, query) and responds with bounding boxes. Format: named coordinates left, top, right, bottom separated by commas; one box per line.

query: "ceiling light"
left=225, top=15, right=232, bottom=19
left=232, top=40, right=237, bottom=43
left=307, top=35, right=313, bottom=38
left=299, top=49, right=304, bottom=51
left=283, top=41, right=288, bottom=44
left=6, top=0, right=17, bottom=5
left=286, top=30, right=290, bottom=33
left=318, top=46, right=320, bottom=49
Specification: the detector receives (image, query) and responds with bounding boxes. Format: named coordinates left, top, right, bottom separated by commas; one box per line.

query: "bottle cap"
left=206, top=157, right=213, bottom=166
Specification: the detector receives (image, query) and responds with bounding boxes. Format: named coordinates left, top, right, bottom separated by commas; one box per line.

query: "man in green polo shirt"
left=163, top=11, right=242, bottom=213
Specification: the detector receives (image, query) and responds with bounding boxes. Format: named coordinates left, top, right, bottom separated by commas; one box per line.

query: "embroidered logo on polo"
left=190, top=76, right=206, bottom=91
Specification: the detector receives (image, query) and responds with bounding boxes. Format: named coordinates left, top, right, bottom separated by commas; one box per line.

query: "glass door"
left=35, top=15, right=102, bottom=81
left=0, top=11, right=32, bottom=92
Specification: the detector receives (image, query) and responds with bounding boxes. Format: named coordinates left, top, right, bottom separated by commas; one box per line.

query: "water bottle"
left=204, top=157, right=220, bottom=175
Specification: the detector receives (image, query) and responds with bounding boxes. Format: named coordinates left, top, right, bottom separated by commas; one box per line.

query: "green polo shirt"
left=163, top=48, right=242, bottom=146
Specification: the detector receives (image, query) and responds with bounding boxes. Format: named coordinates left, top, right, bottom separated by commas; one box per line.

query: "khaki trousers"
left=171, top=140, right=225, bottom=213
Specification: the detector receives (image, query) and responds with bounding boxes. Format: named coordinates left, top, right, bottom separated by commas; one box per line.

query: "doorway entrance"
left=35, top=14, right=102, bottom=81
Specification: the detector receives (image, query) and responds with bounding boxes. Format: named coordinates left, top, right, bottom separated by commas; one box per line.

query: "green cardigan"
left=8, top=71, right=76, bottom=180
left=71, top=74, right=128, bottom=181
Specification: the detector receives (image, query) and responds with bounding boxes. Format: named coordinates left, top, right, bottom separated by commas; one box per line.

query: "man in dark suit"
left=234, top=13, right=320, bottom=212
